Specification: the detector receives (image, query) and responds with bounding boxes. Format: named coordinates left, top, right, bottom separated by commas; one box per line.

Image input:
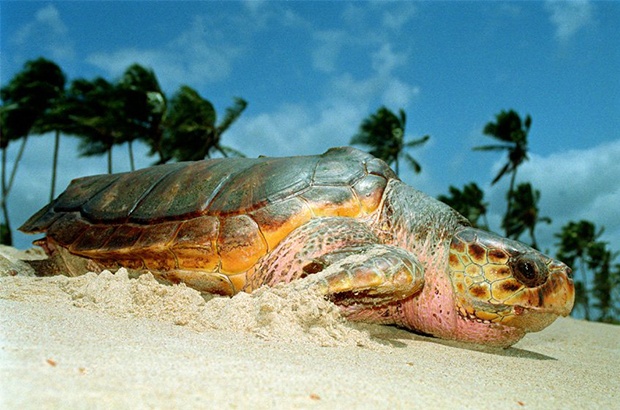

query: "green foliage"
left=556, top=220, right=620, bottom=323
left=502, top=182, right=551, bottom=249
left=163, top=86, right=247, bottom=161
left=117, top=64, right=167, bottom=165
left=555, top=221, right=620, bottom=323
left=475, top=109, right=531, bottom=185
left=474, top=109, right=531, bottom=238
left=351, top=106, right=429, bottom=176
left=0, top=58, right=67, bottom=245
left=60, top=77, right=128, bottom=173
left=438, top=183, right=489, bottom=229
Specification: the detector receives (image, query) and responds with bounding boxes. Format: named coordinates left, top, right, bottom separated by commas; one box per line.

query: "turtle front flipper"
left=305, top=244, right=425, bottom=307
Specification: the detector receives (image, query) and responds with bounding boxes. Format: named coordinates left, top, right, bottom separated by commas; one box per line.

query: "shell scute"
left=47, top=212, right=91, bottom=246
left=249, top=197, right=313, bottom=251
left=312, top=149, right=367, bottom=185
left=218, top=215, right=268, bottom=273
left=101, top=224, right=143, bottom=252
left=54, top=173, right=121, bottom=212
left=300, top=186, right=361, bottom=217
left=210, top=157, right=315, bottom=214
left=171, top=216, right=220, bottom=271
left=365, top=157, right=398, bottom=179
left=133, top=221, right=182, bottom=249
left=142, top=249, right=177, bottom=271
left=70, top=224, right=117, bottom=252
left=352, top=175, right=388, bottom=213
left=82, top=164, right=185, bottom=223
left=129, top=160, right=229, bottom=222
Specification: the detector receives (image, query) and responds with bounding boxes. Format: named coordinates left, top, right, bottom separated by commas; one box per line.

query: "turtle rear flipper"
left=26, top=240, right=104, bottom=277
left=306, top=244, right=424, bottom=307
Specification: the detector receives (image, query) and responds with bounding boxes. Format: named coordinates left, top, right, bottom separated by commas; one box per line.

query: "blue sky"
left=1, top=1, right=619, bottom=253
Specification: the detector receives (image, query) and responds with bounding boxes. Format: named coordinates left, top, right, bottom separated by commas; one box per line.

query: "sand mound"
left=10, top=268, right=382, bottom=349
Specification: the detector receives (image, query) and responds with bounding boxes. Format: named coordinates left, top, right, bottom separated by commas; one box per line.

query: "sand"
left=1, top=246, right=618, bottom=409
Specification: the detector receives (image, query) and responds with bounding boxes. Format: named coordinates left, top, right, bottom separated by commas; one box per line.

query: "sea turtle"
left=19, top=147, right=574, bottom=347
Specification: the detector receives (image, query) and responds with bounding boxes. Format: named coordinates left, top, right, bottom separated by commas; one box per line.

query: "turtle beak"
left=503, top=260, right=575, bottom=331
left=549, top=262, right=575, bottom=315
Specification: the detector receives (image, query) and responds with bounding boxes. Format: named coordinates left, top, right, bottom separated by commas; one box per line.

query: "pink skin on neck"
left=363, top=181, right=527, bottom=347
left=340, top=239, right=525, bottom=347
left=398, top=255, right=525, bottom=347
left=395, top=242, right=526, bottom=347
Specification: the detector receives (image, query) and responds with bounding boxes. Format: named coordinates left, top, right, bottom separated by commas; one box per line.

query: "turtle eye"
left=511, top=256, right=547, bottom=287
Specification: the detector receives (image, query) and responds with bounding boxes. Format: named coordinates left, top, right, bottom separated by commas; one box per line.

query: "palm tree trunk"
left=0, top=200, right=12, bottom=245
left=1, top=148, right=12, bottom=246
left=50, top=131, right=60, bottom=201
left=579, top=258, right=591, bottom=321
left=529, top=227, right=539, bottom=250
left=127, top=141, right=135, bottom=171
left=505, top=169, right=518, bottom=237
left=1, top=148, right=6, bottom=207
left=7, top=136, right=28, bottom=194
left=107, top=148, right=113, bottom=174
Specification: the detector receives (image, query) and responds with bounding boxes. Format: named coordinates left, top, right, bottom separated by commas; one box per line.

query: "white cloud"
left=329, top=66, right=419, bottom=110
left=484, top=139, right=620, bottom=251
left=232, top=4, right=423, bottom=161
left=86, top=16, right=241, bottom=89
left=381, top=79, right=420, bottom=109
left=380, top=3, right=417, bottom=31
left=281, top=8, right=312, bottom=30
left=243, top=0, right=267, bottom=14
left=312, top=30, right=348, bottom=73
left=11, top=5, right=74, bottom=61
left=227, top=101, right=361, bottom=159
left=520, top=140, right=620, bottom=225
left=371, top=43, right=407, bottom=76
left=545, top=0, right=594, bottom=43
left=86, top=49, right=164, bottom=79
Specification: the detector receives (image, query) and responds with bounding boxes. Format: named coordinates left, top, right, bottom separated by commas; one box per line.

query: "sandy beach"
left=1, top=246, right=618, bottom=409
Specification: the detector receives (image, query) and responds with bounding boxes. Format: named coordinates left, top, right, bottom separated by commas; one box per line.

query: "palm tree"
left=164, top=86, right=247, bottom=161
left=587, top=242, right=619, bottom=323
left=351, top=107, right=429, bottom=176
left=558, top=221, right=620, bottom=323
left=0, top=104, right=18, bottom=245
left=502, top=182, right=551, bottom=249
left=214, top=97, right=248, bottom=157
left=474, top=110, right=531, bottom=234
left=63, top=77, right=125, bottom=173
left=30, top=71, right=69, bottom=201
left=0, top=58, right=66, bottom=243
left=117, top=64, right=167, bottom=168
left=438, top=183, right=489, bottom=230
left=0, top=101, right=28, bottom=245
left=555, top=220, right=603, bottom=321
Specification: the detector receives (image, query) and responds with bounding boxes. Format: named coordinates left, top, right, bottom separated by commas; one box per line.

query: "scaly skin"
left=336, top=181, right=574, bottom=347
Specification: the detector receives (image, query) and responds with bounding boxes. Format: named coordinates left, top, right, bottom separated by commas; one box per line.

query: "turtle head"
left=447, top=227, right=574, bottom=333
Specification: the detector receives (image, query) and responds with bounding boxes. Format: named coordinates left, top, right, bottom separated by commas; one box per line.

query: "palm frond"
left=403, top=153, right=422, bottom=174
left=217, top=98, right=248, bottom=134
left=473, top=144, right=512, bottom=152
left=491, top=162, right=511, bottom=185
left=404, top=135, right=430, bottom=147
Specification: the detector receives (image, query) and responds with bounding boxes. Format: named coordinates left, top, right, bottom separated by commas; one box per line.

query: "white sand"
left=1, top=247, right=619, bottom=409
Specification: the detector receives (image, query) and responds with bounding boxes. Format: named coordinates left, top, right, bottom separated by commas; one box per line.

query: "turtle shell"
left=20, top=147, right=397, bottom=277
